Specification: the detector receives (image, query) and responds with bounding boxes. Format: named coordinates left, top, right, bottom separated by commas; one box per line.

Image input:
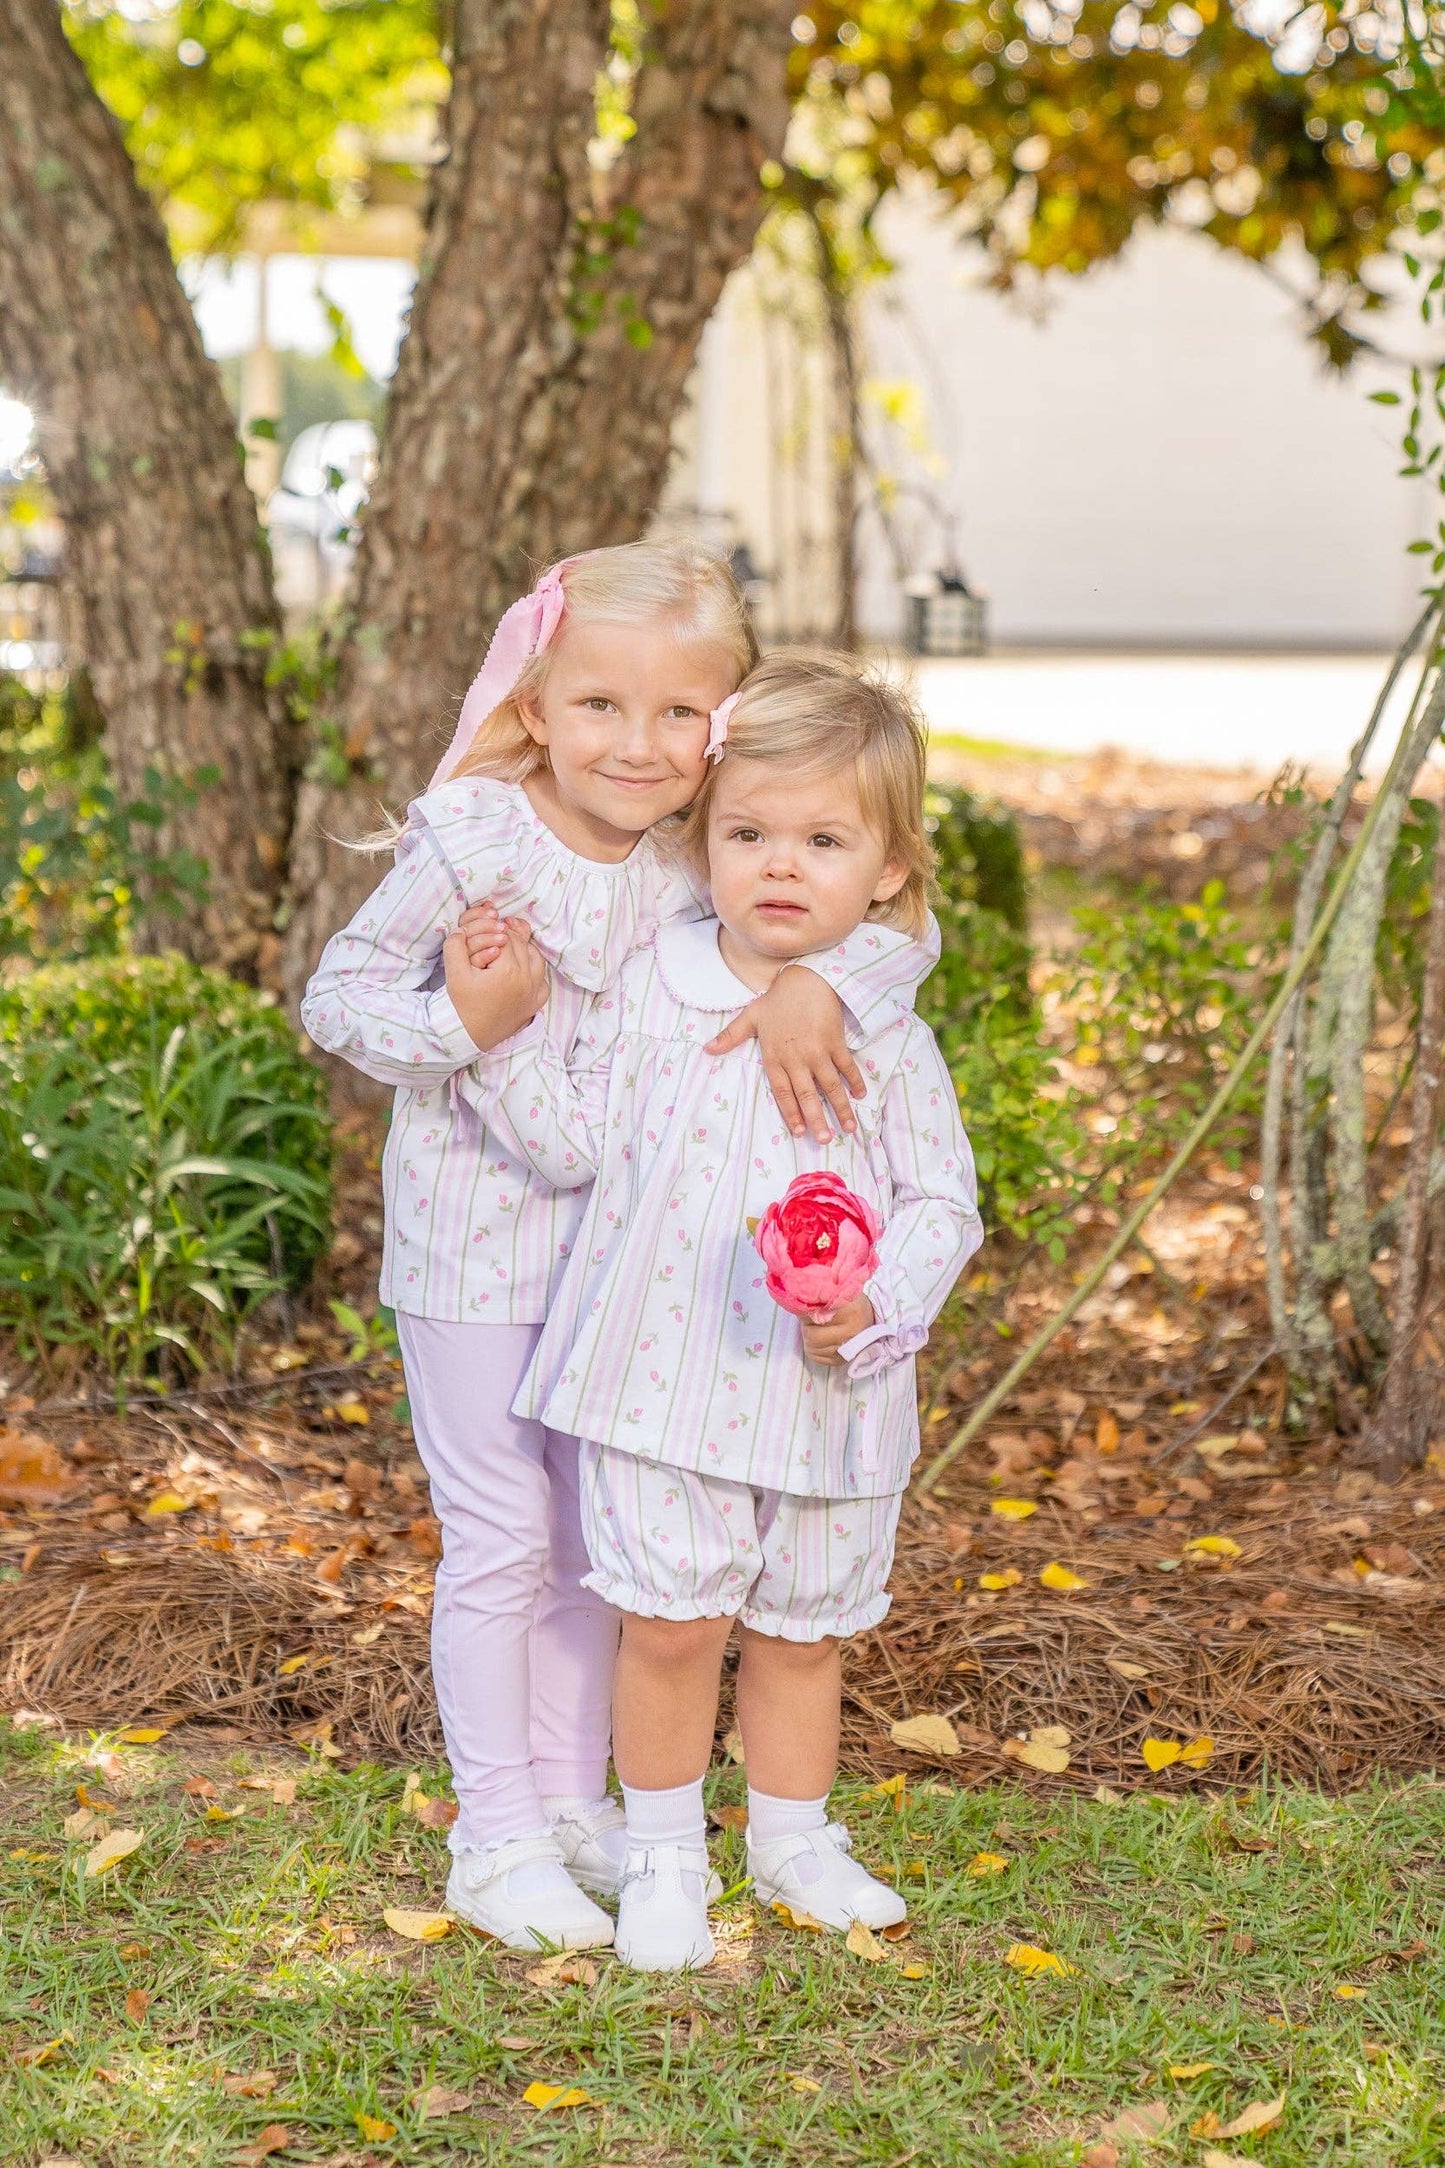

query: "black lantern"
left=905, top=563, right=988, bottom=658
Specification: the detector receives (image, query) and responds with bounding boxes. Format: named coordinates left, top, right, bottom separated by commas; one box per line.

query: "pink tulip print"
left=752, top=1171, right=881, bottom=1320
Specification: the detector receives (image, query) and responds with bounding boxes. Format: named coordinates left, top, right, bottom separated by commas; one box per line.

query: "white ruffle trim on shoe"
left=444, top=1833, right=615, bottom=1951
left=545, top=1796, right=628, bottom=1898
left=747, top=1820, right=907, bottom=1931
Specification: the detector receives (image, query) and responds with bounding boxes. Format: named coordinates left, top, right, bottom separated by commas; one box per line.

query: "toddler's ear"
left=871, top=856, right=909, bottom=905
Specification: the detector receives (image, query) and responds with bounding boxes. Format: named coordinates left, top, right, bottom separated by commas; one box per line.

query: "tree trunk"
left=282, top=0, right=793, bottom=998
left=0, top=0, right=291, bottom=979
left=804, top=203, right=861, bottom=649
left=1371, top=803, right=1445, bottom=1476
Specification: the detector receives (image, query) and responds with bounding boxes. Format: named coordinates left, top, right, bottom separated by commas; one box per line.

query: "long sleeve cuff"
left=840, top=1265, right=929, bottom=1377
left=424, top=985, right=489, bottom=1066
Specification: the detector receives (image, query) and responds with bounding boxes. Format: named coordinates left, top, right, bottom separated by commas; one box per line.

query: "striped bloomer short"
left=576, top=1441, right=904, bottom=1643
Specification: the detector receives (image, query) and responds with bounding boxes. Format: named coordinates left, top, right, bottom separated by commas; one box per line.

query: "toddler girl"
left=301, top=549, right=938, bottom=1950
left=457, top=650, right=981, bottom=1969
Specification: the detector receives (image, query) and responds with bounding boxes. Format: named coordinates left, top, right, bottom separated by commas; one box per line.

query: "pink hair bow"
left=430, top=560, right=575, bottom=788
left=705, top=692, right=739, bottom=766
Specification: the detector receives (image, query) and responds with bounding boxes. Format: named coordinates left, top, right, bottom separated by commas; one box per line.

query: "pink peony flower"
left=752, top=1171, right=881, bottom=1320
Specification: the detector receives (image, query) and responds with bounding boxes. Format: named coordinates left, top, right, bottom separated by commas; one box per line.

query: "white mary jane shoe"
left=546, top=1796, right=629, bottom=1898
left=747, top=1820, right=907, bottom=1932
left=444, top=1833, right=615, bottom=1951
left=613, top=1842, right=717, bottom=1972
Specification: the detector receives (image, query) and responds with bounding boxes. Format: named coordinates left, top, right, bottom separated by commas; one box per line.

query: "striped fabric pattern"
left=577, top=1440, right=905, bottom=1642
left=301, top=776, right=941, bottom=1325
left=465, top=917, right=983, bottom=1497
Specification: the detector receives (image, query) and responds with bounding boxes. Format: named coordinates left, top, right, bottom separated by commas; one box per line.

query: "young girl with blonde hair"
left=302, top=552, right=938, bottom=1951
left=456, top=649, right=981, bottom=1970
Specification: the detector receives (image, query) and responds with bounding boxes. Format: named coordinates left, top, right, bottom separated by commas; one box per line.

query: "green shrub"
left=0, top=672, right=211, bottom=962
left=0, top=956, right=333, bottom=1375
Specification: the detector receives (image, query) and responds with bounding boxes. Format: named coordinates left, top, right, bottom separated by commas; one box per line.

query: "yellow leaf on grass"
left=355, top=2113, right=397, bottom=2141
left=117, top=1727, right=167, bottom=1744
left=773, top=1900, right=827, bottom=1932
left=1101, top=2100, right=1173, bottom=2143
left=277, top=1652, right=311, bottom=1676
left=992, top=1498, right=1038, bottom=1521
left=383, top=1907, right=453, bottom=1942
left=860, top=1772, right=909, bottom=1803
left=1217, top=2094, right=1287, bottom=2139
left=846, top=1919, right=888, bottom=1962
left=334, top=1400, right=370, bottom=1426
left=1141, top=1738, right=1180, bottom=1771
left=889, top=1713, right=960, bottom=1758
left=1178, top=1736, right=1214, bottom=1768
left=978, top=1568, right=1022, bottom=1591
left=1187, top=1535, right=1242, bottom=1560
left=84, top=1827, right=143, bottom=1877
left=16, top=2035, right=69, bottom=2067
left=786, top=2073, right=823, bottom=2093
left=1005, top=1942, right=1077, bottom=1978
left=1040, top=1562, right=1089, bottom=1592
left=145, top=1491, right=191, bottom=1516
left=1201, top=2151, right=1266, bottom=2168
left=1168, top=2060, right=1216, bottom=2079
left=967, top=1852, right=1010, bottom=1876
left=63, top=1806, right=101, bottom=1841
left=525, top=1955, right=597, bottom=1988
left=522, top=2082, right=592, bottom=2111
left=1334, top=1983, right=1366, bottom=1999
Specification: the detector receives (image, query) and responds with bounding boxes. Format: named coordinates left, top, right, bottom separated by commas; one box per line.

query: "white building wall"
left=674, top=207, right=1424, bottom=652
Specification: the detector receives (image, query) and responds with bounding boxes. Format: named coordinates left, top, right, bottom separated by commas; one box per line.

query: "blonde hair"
left=681, top=649, right=934, bottom=938
left=448, top=538, right=758, bottom=784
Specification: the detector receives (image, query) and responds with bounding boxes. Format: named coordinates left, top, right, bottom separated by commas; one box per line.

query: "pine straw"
left=6, top=1481, right=1445, bottom=1792
left=836, top=1493, right=1445, bottom=1789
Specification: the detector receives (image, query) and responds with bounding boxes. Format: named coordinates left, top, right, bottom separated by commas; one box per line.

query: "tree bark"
left=0, top=0, right=291, bottom=978
left=283, top=0, right=793, bottom=998
left=1372, top=800, right=1445, bottom=1476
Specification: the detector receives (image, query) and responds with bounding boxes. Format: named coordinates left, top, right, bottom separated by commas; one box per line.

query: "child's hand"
left=705, top=968, right=865, bottom=1144
left=799, top=1294, right=875, bottom=1366
left=459, top=900, right=523, bottom=969
left=444, top=921, right=548, bottom=1053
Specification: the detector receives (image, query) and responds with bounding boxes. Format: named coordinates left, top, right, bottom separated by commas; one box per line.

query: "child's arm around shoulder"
left=702, top=915, right=942, bottom=1146
left=300, top=781, right=528, bottom=1089
left=838, top=1016, right=982, bottom=1379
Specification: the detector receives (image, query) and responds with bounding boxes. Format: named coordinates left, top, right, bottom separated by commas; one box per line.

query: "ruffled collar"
left=654, top=918, right=758, bottom=1012
left=410, top=777, right=682, bottom=993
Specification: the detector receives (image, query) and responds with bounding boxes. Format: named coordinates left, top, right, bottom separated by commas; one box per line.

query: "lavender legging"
left=397, top=1316, right=619, bottom=1849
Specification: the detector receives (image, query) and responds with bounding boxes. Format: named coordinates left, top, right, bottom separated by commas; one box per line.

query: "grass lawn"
left=2, top=1718, right=1441, bottom=2166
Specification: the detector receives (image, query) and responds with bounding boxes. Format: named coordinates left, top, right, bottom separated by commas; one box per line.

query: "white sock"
left=747, top=1789, right=830, bottom=1882
left=621, top=1778, right=707, bottom=1849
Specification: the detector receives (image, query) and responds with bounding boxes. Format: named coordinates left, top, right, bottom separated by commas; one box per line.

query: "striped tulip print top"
left=461, top=918, right=982, bottom=1497
left=301, top=778, right=941, bottom=1325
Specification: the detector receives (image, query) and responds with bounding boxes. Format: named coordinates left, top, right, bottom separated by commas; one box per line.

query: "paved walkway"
left=912, top=649, right=1406, bottom=778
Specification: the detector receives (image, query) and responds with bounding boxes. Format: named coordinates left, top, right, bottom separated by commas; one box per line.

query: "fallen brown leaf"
left=414, top=2083, right=474, bottom=2120
left=0, top=1425, right=78, bottom=1507
left=223, top=2070, right=280, bottom=2099
left=124, top=1987, right=151, bottom=2025
left=1100, top=2100, right=1172, bottom=2143
left=236, top=2125, right=292, bottom=2165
